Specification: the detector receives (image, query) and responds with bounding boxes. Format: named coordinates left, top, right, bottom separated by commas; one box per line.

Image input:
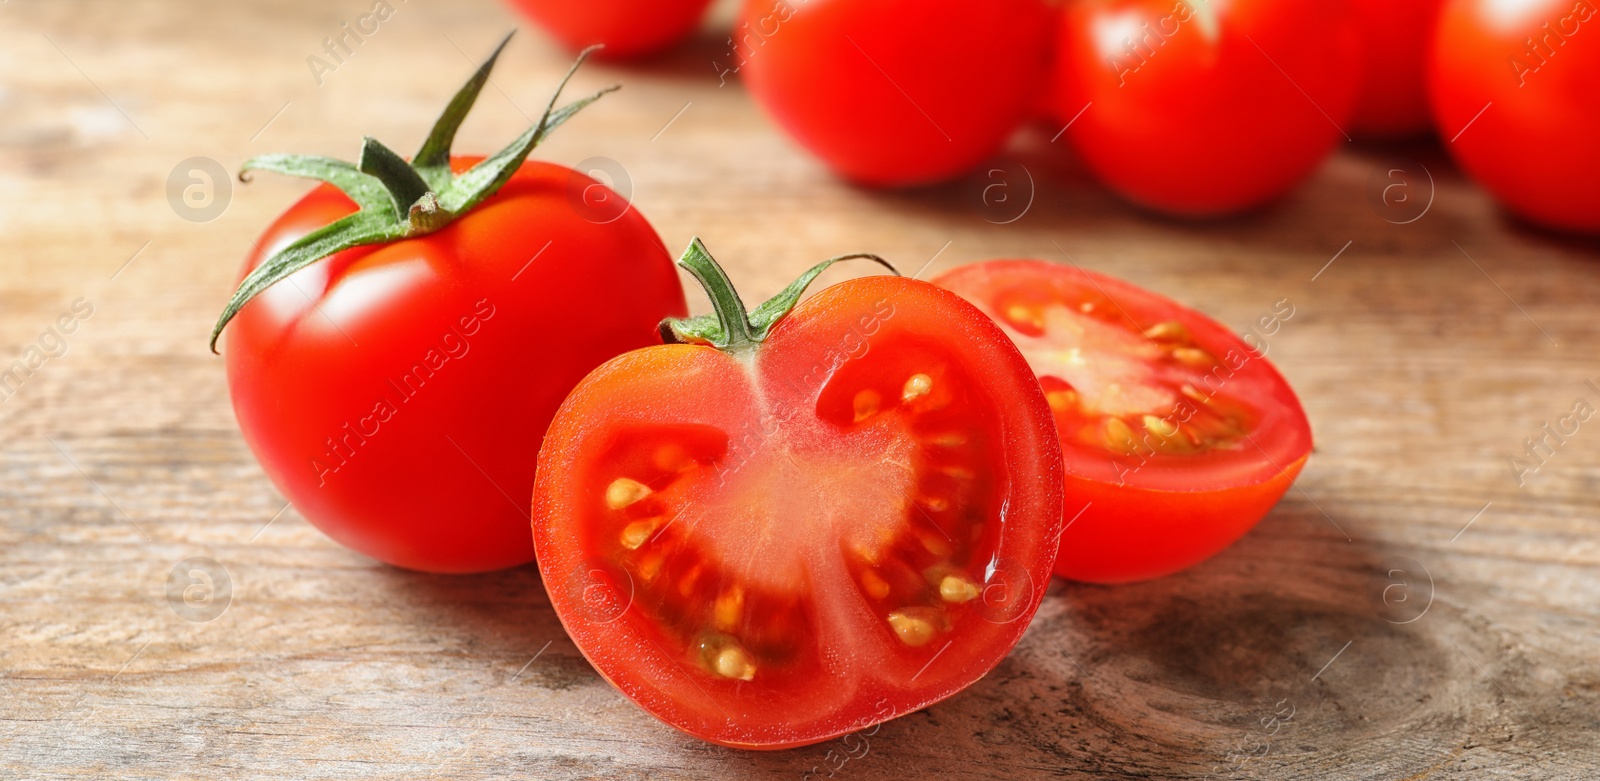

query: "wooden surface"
left=3, top=0, right=1598, bottom=778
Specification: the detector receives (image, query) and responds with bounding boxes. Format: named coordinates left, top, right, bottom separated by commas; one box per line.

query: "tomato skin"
left=737, top=0, right=1053, bottom=186
left=226, top=159, right=686, bottom=573
left=933, top=260, right=1314, bottom=584
left=1057, top=455, right=1307, bottom=584
left=1349, top=0, right=1446, bottom=136
left=1052, top=0, right=1362, bottom=215
left=1430, top=0, right=1600, bottom=233
left=533, top=275, right=1063, bottom=748
left=505, top=0, right=715, bottom=59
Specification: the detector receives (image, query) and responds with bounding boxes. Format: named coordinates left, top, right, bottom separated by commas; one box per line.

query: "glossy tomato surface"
left=737, top=0, right=1053, bottom=186
left=1349, top=0, right=1446, bottom=136
left=227, top=159, right=686, bottom=573
left=1430, top=0, right=1600, bottom=233
left=533, top=275, right=1063, bottom=748
left=506, top=0, right=715, bottom=59
left=936, top=261, right=1313, bottom=584
left=1052, top=0, right=1362, bottom=215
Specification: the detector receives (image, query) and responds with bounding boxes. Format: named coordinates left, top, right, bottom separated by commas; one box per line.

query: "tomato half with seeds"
left=533, top=241, right=1063, bottom=748
left=935, top=260, right=1312, bottom=584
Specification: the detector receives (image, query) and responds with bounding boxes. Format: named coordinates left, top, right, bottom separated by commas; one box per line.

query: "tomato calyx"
left=658, top=237, right=898, bottom=352
left=209, top=33, right=618, bottom=353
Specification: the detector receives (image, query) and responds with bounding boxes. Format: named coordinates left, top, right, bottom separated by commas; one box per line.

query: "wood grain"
left=2, top=0, right=1597, bottom=778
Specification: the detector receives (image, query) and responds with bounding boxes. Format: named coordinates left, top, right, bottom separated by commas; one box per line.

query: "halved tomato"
left=935, top=260, right=1313, bottom=584
left=532, top=241, right=1063, bottom=748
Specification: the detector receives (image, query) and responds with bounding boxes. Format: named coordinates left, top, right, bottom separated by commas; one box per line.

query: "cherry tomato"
left=935, top=260, right=1313, bottom=584
left=506, top=0, right=715, bottom=59
left=1051, top=0, right=1362, bottom=215
left=533, top=241, right=1063, bottom=747
left=1349, top=0, right=1446, bottom=136
left=736, top=0, right=1053, bottom=186
left=227, top=158, right=684, bottom=573
left=1430, top=0, right=1600, bottom=233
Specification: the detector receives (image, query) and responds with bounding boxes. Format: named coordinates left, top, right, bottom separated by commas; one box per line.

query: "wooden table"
left=3, top=1, right=1596, bottom=778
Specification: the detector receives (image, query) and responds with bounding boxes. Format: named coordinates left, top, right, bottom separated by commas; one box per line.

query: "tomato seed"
left=1142, top=414, right=1179, bottom=438
left=713, top=586, right=744, bottom=631
left=853, top=389, right=881, bottom=422
left=886, top=608, right=942, bottom=647
left=651, top=443, right=694, bottom=473
left=1102, top=417, right=1137, bottom=452
left=1143, top=320, right=1191, bottom=343
left=939, top=575, right=980, bottom=603
left=620, top=519, right=658, bottom=549
left=1046, top=389, right=1079, bottom=413
left=713, top=644, right=756, bottom=681
left=605, top=477, right=652, bottom=510
left=1172, top=346, right=1214, bottom=367
left=860, top=569, right=891, bottom=600
left=901, top=373, right=933, bottom=404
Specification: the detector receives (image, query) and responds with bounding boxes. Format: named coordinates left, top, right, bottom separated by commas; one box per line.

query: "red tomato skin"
left=736, top=0, right=1053, bottom=186
left=226, top=159, right=686, bottom=573
left=1349, top=0, right=1446, bottom=136
left=1052, top=0, right=1362, bottom=215
left=532, top=276, right=1065, bottom=749
left=1430, top=0, right=1600, bottom=233
left=1056, top=456, right=1307, bottom=584
left=505, top=0, right=715, bottom=59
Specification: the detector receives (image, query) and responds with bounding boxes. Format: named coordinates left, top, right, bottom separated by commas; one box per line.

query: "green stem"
left=678, top=238, right=756, bottom=351
left=659, top=238, right=899, bottom=352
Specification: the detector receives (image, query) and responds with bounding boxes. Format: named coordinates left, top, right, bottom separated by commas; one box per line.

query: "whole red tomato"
left=1430, top=0, right=1600, bottom=233
left=936, top=261, right=1313, bottom=584
left=736, top=0, right=1053, bottom=186
left=534, top=241, right=1063, bottom=747
left=218, top=42, right=686, bottom=573
left=1349, top=0, right=1446, bottom=136
left=1051, top=0, right=1363, bottom=215
left=506, top=0, right=714, bottom=59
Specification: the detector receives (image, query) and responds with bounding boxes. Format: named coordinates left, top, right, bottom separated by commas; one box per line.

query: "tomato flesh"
left=935, top=260, right=1312, bottom=583
left=533, top=276, right=1063, bottom=748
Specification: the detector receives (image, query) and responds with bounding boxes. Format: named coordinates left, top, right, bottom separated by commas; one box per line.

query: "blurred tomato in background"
left=506, top=0, right=715, bottom=59
left=1050, top=0, right=1363, bottom=216
left=735, top=0, right=1054, bottom=187
left=1430, top=0, right=1600, bottom=233
left=1349, top=0, right=1447, bottom=136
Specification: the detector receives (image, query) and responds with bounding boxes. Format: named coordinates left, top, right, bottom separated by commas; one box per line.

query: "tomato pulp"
left=936, top=260, right=1313, bottom=584
left=533, top=244, right=1063, bottom=747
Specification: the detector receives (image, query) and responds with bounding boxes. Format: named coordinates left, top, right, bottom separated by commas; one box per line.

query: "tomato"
left=533, top=241, right=1063, bottom=748
left=735, top=0, right=1053, bottom=187
left=1051, top=0, right=1362, bottom=215
left=1430, top=0, right=1600, bottom=233
left=1349, top=0, right=1447, bottom=136
left=506, top=0, right=715, bottom=59
left=934, top=260, right=1313, bottom=584
left=218, top=43, right=686, bottom=573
